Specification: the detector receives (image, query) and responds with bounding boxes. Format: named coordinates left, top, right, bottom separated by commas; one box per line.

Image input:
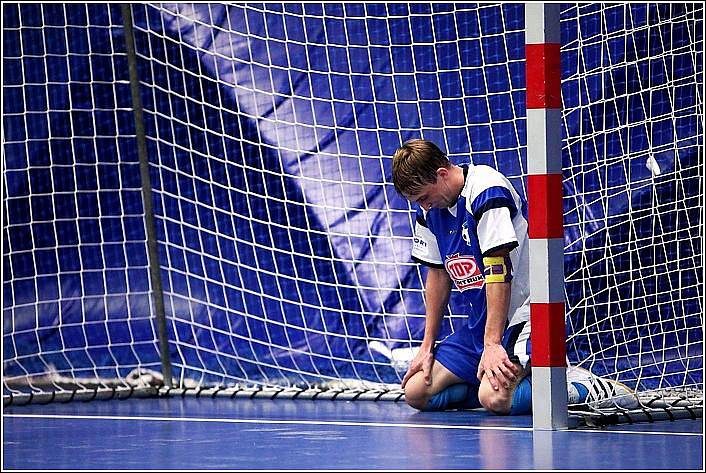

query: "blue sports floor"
left=3, top=397, right=703, bottom=470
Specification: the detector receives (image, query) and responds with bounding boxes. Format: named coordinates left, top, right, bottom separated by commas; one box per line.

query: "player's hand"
left=477, top=344, right=520, bottom=390
left=401, top=348, right=434, bottom=388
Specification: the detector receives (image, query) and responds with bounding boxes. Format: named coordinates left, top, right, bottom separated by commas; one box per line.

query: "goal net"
left=3, top=3, right=702, bottom=417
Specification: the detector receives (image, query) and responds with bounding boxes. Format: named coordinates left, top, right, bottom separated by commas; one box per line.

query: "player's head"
left=392, top=139, right=455, bottom=210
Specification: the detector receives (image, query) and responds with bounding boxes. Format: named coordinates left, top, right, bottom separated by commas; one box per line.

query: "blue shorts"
left=433, top=321, right=532, bottom=386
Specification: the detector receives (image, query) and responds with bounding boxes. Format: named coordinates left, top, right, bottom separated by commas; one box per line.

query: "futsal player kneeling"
left=392, top=139, right=636, bottom=415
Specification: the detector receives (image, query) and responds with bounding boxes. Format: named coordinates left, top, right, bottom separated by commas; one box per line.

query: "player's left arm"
left=470, top=168, right=524, bottom=390
left=477, top=247, right=520, bottom=391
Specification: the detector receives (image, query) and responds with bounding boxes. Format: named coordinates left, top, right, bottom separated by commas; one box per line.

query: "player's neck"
left=437, top=165, right=466, bottom=209
left=449, top=164, right=466, bottom=201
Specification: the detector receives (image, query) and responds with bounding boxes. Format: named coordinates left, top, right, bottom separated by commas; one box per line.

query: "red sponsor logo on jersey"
left=445, top=254, right=484, bottom=291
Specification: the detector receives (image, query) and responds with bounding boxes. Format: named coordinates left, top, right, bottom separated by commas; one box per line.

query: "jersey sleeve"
left=467, top=166, right=520, bottom=255
left=477, top=207, right=519, bottom=255
left=411, top=208, right=444, bottom=268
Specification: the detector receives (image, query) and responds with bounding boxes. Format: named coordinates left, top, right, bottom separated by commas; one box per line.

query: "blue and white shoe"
left=567, top=366, right=640, bottom=410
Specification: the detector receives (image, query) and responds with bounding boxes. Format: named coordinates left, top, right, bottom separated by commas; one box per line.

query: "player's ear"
left=436, top=167, right=449, bottom=180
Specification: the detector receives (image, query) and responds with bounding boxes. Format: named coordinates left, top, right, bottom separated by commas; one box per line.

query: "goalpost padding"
left=3, top=3, right=703, bottom=419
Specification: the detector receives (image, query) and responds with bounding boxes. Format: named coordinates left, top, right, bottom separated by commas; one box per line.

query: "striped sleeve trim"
left=482, top=241, right=519, bottom=257
left=471, top=186, right=518, bottom=221
left=412, top=255, right=446, bottom=269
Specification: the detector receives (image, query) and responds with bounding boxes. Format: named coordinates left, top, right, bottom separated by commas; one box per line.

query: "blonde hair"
left=391, top=139, right=450, bottom=197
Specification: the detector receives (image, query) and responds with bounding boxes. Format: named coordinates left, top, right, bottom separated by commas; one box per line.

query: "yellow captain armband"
left=483, top=255, right=513, bottom=283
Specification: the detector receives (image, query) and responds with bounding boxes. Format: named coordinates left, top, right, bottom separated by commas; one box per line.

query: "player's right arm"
left=402, top=208, right=448, bottom=388
left=401, top=266, right=452, bottom=388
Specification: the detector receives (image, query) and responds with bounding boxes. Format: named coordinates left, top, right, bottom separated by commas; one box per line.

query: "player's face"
left=407, top=175, right=455, bottom=211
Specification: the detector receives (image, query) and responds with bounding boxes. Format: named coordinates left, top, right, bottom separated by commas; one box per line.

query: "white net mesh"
left=2, top=4, right=163, bottom=397
left=3, top=3, right=702, bottom=416
left=561, top=3, right=702, bottom=412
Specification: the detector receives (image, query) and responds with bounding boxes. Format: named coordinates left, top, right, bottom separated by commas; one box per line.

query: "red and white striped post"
left=525, top=4, right=568, bottom=430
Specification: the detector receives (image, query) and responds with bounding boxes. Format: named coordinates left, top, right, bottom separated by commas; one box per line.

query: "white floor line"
left=4, top=413, right=702, bottom=436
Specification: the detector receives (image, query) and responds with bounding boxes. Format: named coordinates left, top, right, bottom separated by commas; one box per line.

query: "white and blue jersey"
left=411, top=163, right=531, bottom=382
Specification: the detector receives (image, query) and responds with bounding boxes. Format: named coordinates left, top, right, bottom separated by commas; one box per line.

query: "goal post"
left=525, top=3, right=569, bottom=431
left=3, top=3, right=703, bottom=425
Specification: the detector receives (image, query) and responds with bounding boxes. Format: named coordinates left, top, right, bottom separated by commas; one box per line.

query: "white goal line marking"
left=4, top=413, right=701, bottom=437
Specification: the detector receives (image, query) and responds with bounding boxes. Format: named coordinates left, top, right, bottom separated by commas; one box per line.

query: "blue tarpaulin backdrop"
left=3, top=4, right=702, bottom=390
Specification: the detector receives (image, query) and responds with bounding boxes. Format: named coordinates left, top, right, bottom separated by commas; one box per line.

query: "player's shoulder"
left=464, top=164, right=513, bottom=200
left=461, top=164, right=519, bottom=219
left=415, top=205, right=434, bottom=227
left=470, top=164, right=510, bottom=185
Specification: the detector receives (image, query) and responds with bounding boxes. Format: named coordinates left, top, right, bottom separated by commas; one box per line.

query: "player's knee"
left=478, top=382, right=512, bottom=415
left=404, top=374, right=431, bottom=411
left=405, top=395, right=429, bottom=411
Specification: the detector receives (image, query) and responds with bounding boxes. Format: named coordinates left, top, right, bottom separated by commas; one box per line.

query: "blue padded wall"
left=3, top=3, right=702, bottom=390
left=3, top=4, right=162, bottom=383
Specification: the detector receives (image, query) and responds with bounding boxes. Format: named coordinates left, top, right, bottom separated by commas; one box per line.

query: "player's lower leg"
left=509, top=375, right=532, bottom=415
left=423, top=382, right=481, bottom=411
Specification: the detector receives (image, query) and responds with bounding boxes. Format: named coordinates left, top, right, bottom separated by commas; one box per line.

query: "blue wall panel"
left=3, top=3, right=702, bottom=390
